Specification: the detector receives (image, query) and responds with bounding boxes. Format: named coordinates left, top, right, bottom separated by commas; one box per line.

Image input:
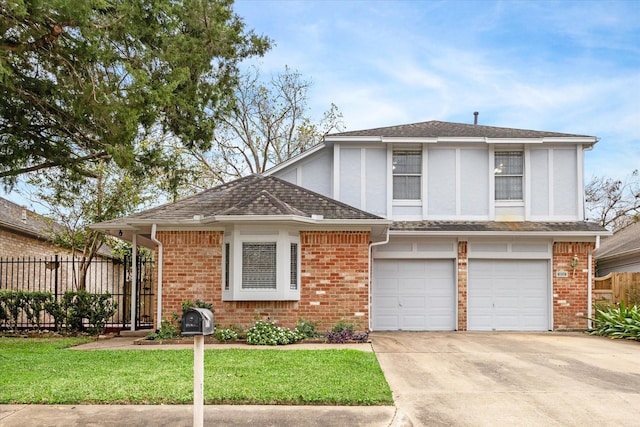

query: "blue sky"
left=3, top=0, right=639, bottom=211
left=234, top=0, right=640, bottom=179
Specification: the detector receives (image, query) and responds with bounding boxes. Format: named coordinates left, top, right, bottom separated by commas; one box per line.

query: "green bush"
left=246, top=320, right=304, bottom=345
left=589, top=301, right=640, bottom=340
left=214, top=327, right=239, bottom=342
left=181, top=299, right=213, bottom=314
left=145, top=320, right=179, bottom=340
left=296, top=318, right=321, bottom=339
left=0, top=289, right=116, bottom=335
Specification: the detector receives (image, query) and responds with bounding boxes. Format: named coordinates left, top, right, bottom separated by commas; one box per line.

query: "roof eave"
left=390, top=230, right=610, bottom=238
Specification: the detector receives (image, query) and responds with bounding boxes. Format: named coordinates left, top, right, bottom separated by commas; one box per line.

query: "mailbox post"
left=181, top=308, right=214, bottom=427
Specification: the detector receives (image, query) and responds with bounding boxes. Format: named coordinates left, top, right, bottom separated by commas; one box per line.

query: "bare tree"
left=181, top=66, right=344, bottom=192
left=586, top=169, right=640, bottom=231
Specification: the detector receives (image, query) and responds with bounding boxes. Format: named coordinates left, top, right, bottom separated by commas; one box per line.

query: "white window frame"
left=223, top=229, right=300, bottom=301
left=392, top=150, right=422, bottom=201
left=494, top=151, right=524, bottom=201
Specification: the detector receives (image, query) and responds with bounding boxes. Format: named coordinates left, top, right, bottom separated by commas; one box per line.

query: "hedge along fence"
left=0, top=289, right=117, bottom=335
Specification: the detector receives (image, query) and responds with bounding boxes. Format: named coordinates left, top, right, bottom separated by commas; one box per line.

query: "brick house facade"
left=93, top=121, right=609, bottom=333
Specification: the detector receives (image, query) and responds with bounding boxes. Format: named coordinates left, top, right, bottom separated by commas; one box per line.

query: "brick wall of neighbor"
left=457, top=241, right=468, bottom=331
left=156, top=230, right=371, bottom=332
left=0, top=228, right=65, bottom=259
left=552, top=241, right=596, bottom=330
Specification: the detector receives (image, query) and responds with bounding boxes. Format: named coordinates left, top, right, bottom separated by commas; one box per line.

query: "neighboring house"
left=594, top=222, right=640, bottom=276
left=0, top=196, right=117, bottom=295
left=92, top=119, right=610, bottom=332
left=0, top=196, right=63, bottom=258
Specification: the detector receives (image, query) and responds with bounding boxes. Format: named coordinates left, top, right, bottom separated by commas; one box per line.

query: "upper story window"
left=393, top=151, right=422, bottom=200
left=494, top=151, right=523, bottom=200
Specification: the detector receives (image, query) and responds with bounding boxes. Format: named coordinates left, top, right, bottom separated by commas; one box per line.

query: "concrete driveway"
left=371, top=332, right=640, bottom=427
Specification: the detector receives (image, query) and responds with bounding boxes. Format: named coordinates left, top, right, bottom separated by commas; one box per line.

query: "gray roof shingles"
left=100, top=175, right=382, bottom=224
left=594, top=222, right=640, bottom=258
left=329, top=120, right=594, bottom=139
left=391, top=221, right=607, bottom=233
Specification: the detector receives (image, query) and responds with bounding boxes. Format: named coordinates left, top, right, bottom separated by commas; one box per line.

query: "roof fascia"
left=324, top=136, right=598, bottom=145
left=262, top=143, right=326, bottom=176
left=390, top=230, right=609, bottom=238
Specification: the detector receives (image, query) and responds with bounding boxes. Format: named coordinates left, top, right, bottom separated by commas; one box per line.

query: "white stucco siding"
left=552, top=148, right=578, bottom=217
left=300, top=150, right=332, bottom=197
left=365, top=147, right=388, bottom=216
left=530, top=149, right=550, bottom=217
left=460, top=149, right=490, bottom=216
left=427, top=149, right=456, bottom=216
left=339, top=147, right=362, bottom=208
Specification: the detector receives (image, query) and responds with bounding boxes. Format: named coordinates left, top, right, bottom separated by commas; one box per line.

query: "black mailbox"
left=181, top=308, right=214, bottom=336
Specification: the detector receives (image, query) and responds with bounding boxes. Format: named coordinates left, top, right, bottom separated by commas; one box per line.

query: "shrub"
left=181, top=299, right=213, bottom=314
left=589, top=301, right=640, bottom=340
left=246, top=320, right=304, bottom=345
left=145, top=320, right=179, bottom=340
left=325, top=320, right=369, bottom=343
left=214, top=328, right=239, bottom=342
left=296, top=318, right=321, bottom=339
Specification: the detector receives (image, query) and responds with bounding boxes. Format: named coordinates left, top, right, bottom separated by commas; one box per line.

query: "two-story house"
left=92, top=120, right=609, bottom=332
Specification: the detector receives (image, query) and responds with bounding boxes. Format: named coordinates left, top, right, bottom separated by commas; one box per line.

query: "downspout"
left=368, top=227, right=390, bottom=332
left=587, top=236, right=601, bottom=330
left=151, top=224, right=163, bottom=331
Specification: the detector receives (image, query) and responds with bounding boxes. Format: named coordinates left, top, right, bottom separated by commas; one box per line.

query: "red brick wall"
left=156, top=230, right=371, bottom=332
left=157, top=231, right=222, bottom=324
left=457, top=241, right=468, bottom=331
left=552, top=241, right=595, bottom=330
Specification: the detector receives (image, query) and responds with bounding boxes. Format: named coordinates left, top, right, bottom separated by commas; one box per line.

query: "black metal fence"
left=0, top=255, right=154, bottom=331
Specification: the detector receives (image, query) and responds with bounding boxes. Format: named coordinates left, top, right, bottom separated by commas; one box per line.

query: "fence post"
left=54, top=255, right=59, bottom=299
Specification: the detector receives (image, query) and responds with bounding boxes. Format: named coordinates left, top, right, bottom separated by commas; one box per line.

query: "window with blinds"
left=494, top=151, right=523, bottom=200
left=393, top=151, right=422, bottom=200
left=242, top=242, right=277, bottom=289
left=290, top=243, right=298, bottom=290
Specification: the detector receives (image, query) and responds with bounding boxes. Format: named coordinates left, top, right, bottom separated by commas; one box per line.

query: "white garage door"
left=468, top=260, right=549, bottom=331
left=372, top=259, right=456, bottom=331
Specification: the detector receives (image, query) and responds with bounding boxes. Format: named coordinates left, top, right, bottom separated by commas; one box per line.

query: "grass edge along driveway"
left=0, top=338, right=393, bottom=405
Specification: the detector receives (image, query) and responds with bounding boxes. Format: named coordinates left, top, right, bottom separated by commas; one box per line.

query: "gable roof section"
left=0, top=196, right=61, bottom=240
left=94, top=175, right=384, bottom=226
left=328, top=120, right=594, bottom=139
left=594, top=222, right=640, bottom=259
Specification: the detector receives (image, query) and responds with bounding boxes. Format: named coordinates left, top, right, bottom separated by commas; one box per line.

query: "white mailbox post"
left=181, top=308, right=214, bottom=427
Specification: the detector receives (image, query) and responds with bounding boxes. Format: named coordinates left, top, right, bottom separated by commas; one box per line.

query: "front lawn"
left=0, top=338, right=393, bottom=405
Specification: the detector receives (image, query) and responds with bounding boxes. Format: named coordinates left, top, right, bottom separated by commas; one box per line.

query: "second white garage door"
left=468, top=259, right=549, bottom=331
left=372, top=259, right=456, bottom=331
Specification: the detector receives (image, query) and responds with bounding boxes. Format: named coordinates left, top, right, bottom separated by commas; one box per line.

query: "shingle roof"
left=0, top=197, right=61, bottom=239
left=329, top=120, right=594, bottom=139
left=97, top=175, right=382, bottom=225
left=594, top=222, right=640, bottom=258
left=391, top=221, right=608, bottom=234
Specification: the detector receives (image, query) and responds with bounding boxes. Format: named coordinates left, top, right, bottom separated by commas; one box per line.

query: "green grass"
left=0, top=338, right=393, bottom=405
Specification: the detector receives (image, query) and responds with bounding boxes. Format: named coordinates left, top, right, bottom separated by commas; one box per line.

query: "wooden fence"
left=594, top=272, right=640, bottom=305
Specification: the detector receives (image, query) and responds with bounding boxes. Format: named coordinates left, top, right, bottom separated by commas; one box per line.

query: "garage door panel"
left=373, top=259, right=455, bottom=331
left=469, top=260, right=549, bottom=331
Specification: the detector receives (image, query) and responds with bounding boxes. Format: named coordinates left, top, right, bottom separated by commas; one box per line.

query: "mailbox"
left=181, top=308, right=214, bottom=336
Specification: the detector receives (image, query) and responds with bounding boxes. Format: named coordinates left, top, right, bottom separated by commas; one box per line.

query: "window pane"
left=393, top=151, right=422, bottom=174
left=495, top=176, right=523, bottom=200
left=495, top=152, right=523, bottom=175
left=224, top=243, right=230, bottom=290
left=290, top=243, right=298, bottom=290
left=242, top=242, right=277, bottom=289
left=393, top=176, right=421, bottom=199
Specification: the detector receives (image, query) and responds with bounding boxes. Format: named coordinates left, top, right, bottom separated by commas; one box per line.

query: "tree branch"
left=1, top=24, right=64, bottom=52
left=0, top=152, right=111, bottom=178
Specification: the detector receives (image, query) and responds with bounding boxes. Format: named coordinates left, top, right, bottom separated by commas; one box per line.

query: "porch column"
left=130, top=233, right=137, bottom=331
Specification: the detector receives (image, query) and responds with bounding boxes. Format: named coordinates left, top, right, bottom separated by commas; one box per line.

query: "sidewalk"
left=0, top=405, right=401, bottom=427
